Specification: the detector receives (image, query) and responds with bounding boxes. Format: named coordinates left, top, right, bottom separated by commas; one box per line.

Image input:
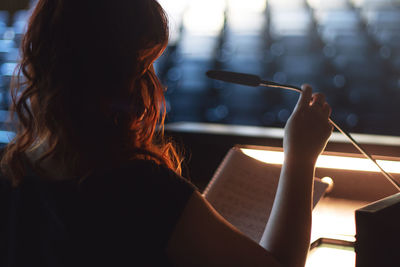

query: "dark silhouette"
left=0, top=1, right=333, bottom=266
left=2, top=0, right=181, bottom=185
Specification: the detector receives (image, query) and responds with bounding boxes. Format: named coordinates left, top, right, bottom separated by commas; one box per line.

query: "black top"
left=0, top=160, right=197, bottom=267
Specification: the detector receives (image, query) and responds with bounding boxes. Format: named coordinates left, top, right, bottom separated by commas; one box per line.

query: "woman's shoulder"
left=79, top=159, right=198, bottom=252
left=0, top=170, right=11, bottom=199
left=97, top=159, right=193, bottom=185
left=81, top=159, right=197, bottom=197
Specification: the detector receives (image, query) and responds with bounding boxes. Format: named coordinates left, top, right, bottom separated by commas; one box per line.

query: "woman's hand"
left=260, top=84, right=333, bottom=266
left=283, top=84, right=333, bottom=165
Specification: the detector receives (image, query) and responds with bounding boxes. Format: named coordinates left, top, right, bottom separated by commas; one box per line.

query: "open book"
left=203, top=146, right=329, bottom=243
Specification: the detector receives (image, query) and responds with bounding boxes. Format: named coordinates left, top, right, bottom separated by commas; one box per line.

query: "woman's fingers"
left=310, top=93, right=326, bottom=107
left=295, top=84, right=312, bottom=111
left=322, top=102, right=332, bottom=117
left=284, top=84, right=334, bottom=163
left=308, top=91, right=332, bottom=118
left=298, top=84, right=332, bottom=119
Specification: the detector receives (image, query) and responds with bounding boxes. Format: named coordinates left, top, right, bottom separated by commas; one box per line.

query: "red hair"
left=1, top=0, right=182, bottom=185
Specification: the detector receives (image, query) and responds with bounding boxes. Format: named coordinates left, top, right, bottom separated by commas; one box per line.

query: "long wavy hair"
left=1, top=0, right=182, bottom=185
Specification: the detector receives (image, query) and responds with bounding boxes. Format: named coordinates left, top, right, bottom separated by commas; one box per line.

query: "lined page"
left=204, top=147, right=328, bottom=242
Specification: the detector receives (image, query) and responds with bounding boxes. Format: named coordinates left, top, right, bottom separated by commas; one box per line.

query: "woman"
left=0, top=0, right=333, bottom=266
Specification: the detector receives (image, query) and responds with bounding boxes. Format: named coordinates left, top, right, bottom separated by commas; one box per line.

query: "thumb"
left=294, top=84, right=312, bottom=111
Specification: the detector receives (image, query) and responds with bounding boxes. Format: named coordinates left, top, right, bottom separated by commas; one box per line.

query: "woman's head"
left=2, top=0, right=182, bottom=184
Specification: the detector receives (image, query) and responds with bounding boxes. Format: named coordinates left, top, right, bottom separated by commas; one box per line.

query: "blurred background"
left=0, top=0, right=400, bottom=136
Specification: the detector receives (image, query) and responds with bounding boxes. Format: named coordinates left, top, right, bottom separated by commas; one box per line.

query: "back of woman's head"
left=2, top=0, right=182, bottom=184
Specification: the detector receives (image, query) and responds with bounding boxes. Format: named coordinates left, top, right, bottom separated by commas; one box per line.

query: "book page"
left=203, top=147, right=328, bottom=243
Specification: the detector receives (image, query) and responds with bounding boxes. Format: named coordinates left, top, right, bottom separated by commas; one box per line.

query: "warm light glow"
left=321, top=177, right=334, bottom=193
left=321, top=176, right=334, bottom=185
left=241, top=148, right=400, bottom=174
left=310, top=198, right=367, bottom=252
left=307, top=197, right=366, bottom=266
left=242, top=149, right=284, bottom=165
left=306, top=244, right=355, bottom=267
left=183, top=0, right=225, bottom=35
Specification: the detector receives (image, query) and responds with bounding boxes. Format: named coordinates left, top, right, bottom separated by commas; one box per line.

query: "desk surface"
left=307, top=242, right=355, bottom=267
left=306, top=197, right=370, bottom=267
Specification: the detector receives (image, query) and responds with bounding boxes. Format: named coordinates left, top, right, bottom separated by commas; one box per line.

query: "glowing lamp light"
left=227, top=0, right=266, bottom=13
left=269, top=0, right=305, bottom=9
left=241, top=148, right=400, bottom=174
left=183, top=0, right=225, bottom=35
left=158, top=0, right=187, bottom=15
left=306, top=244, right=355, bottom=267
left=226, top=0, right=267, bottom=32
left=306, top=0, right=350, bottom=10
left=321, top=177, right=334, bottom=193
left=158, top=0, right=188, bottom=44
